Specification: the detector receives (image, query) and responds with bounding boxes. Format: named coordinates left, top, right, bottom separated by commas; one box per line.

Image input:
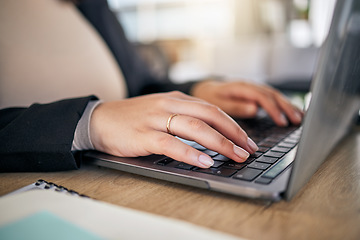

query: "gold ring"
left=166, top=114, right=178, bottom=135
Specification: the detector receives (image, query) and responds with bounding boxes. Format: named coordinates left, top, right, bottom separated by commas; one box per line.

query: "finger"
left=165, top=99, right=258, bottom=153
left=245, top=89, right=288, bottom=126
left=167, top=114, right=251, bottom=163
left=147, top=131, right=215, bottom=168
left=248, top=85, right=303, bottom=125
left=272, top=93, right=303, bottom=125
left=211, top=97, right=258, bottom=118
left=223, top=84, right=287, bottom=126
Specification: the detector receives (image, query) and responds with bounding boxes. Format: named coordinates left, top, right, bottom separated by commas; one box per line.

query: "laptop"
left=84, top=0, right=360, bottom=201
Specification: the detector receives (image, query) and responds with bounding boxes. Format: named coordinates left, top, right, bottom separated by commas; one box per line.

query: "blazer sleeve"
left=0, top=96, right=97, bottom=172
left=76, top=0, right=198, bottom=97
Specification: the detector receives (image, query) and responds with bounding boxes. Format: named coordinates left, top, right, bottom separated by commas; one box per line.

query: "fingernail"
left=280, top=114, right=288, bottom=126
left=198, top=154, right=214, bottom=168
left=233, top=145, right=250, bottom=160
left=247, top=137, right=259, bottom=152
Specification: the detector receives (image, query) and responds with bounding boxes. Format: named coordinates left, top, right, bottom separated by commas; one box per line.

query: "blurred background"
left=107, top=0, right=337, bottom=92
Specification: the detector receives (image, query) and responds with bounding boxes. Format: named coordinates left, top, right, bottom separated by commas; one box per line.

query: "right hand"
left=90, top=91, right=258, bottom=168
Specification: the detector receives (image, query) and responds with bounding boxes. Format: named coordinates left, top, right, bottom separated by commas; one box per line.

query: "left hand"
left=191, top=80, right=303, bottom=126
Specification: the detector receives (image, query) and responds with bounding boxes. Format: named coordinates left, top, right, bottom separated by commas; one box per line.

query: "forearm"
left=0, top=96, right=97, bottom=172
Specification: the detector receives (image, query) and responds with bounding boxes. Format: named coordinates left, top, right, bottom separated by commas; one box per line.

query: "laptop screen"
left=285, top=0, right=360, bottom=200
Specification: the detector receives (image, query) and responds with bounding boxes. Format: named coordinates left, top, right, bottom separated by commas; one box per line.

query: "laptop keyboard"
left=156, top=118, right=301, bottom=185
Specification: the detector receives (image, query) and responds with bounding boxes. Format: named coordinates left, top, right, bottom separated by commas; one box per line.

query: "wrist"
left=71, top=100, right=102, bottom=151
left=190, top=79, right=221, bottom=98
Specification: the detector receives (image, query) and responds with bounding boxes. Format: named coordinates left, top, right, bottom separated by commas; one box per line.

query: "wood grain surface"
left=1, top=128, right=359, bottom=240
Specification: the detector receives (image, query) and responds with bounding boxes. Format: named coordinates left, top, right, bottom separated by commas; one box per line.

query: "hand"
left=191, top=80, right=303, bottom=126
left=90, top=91, right=259, bottom=168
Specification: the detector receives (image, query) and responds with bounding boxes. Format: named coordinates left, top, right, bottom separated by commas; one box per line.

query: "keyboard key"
left=292, top=129, right=302, bottom=137
left=193, top=144, right=206, bottom=150
left=248, top=162, right=271, bottom=170
left=271, top=146, right=291, bottom=153
left=250, top=137, right=262, bottom=144
left=244, top=157, right=256, bottom=164
left=255, top=177, right=272, bottom=185
left=264, top=136, right=283, bottom=143
left=179, top=138, right=197, bottom=146
left=233, top=168, right=263, bottom=181
left=250, top=151, right=263, bottom=158
left=262, top=155, right=294, bottom=179
left=256, top=156, right=278, bottom=164
left=194, top=167, right=237, bottom=177
left=156, top=158, right=173, bottom=166
left=257, top=146, right=270, bottom=153
left=202, top=149, right=218, bottom=157
left=212, top=160, right=224, bottom=168
left=288, top=134, right=300, bottom=141
left=175, top=162, right=194, bottom=170
left=259, top=141, right=276, bottom=148
left=222, top=161, right=246, bottom=170
left=264, top=151, right=285, bottom=158
left=213, top=154, right=230, bottom=161
left=283, top=138, right=298, bottom=145
left=278, top=142, right=297, bottom=148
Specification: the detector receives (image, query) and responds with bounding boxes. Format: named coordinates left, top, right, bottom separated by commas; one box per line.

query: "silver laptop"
left=84, top=0, right=360, bottom=201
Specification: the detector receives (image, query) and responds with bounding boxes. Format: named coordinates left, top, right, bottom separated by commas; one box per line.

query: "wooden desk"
left=1, top=128, right=360, bottom=240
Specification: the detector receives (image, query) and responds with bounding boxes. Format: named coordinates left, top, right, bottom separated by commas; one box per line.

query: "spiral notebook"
left=4, top=179, right=90, bottom=198
left=0, top=181, right=241, bottom=240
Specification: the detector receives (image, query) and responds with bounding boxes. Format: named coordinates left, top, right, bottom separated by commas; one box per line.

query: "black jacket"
left=0, top=0, right=197, bottom=172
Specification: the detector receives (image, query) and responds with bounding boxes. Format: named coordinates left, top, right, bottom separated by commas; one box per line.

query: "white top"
left=0, top=0, right=127, bottom=109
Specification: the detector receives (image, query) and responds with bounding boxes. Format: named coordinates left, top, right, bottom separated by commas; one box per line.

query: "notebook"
left=84, top=0, right=360, bottom=201
left=0, top=185, right=240, bottom=240
left=2, top=179, right=90, bottom=198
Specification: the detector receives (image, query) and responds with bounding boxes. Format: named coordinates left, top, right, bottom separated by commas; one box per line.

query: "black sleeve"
left=76, top=0, right=198, bottom=97
left=0, top=96, right=97, bottom=172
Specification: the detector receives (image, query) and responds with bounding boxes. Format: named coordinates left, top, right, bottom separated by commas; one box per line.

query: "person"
left=0, top=0, right=303, bottom=172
